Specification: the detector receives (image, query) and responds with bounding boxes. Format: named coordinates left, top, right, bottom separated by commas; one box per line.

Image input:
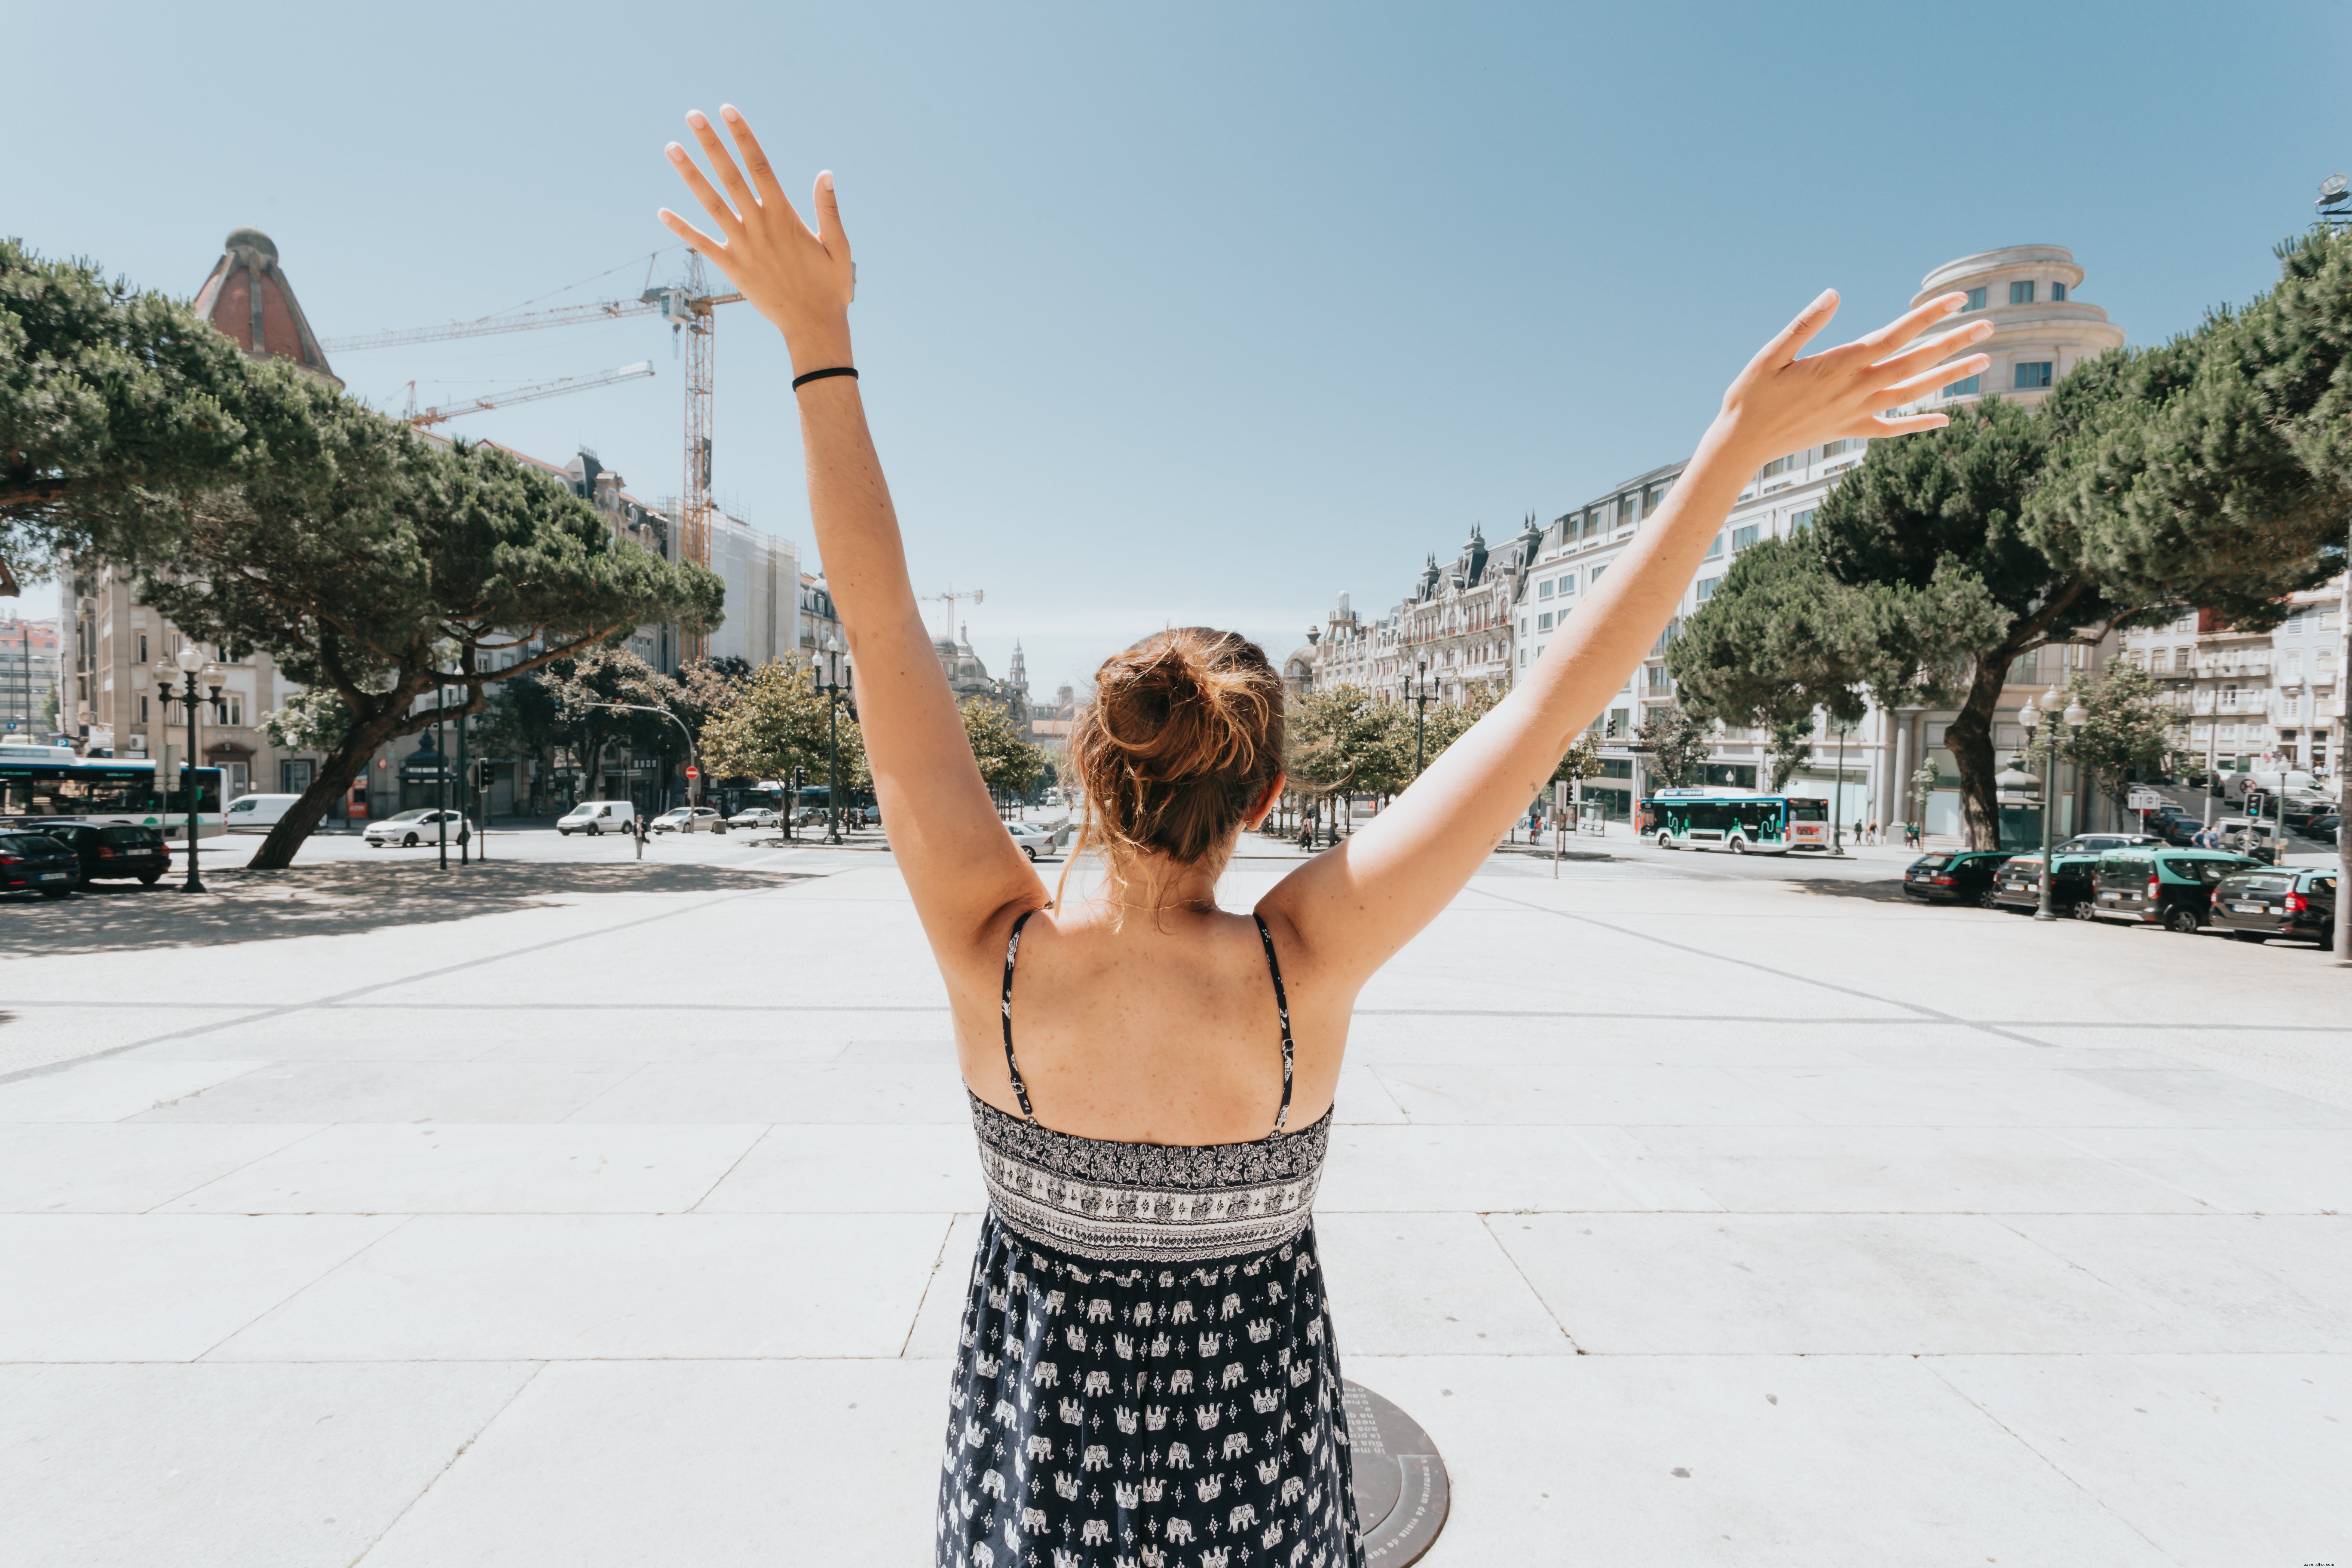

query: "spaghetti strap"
left=999, top=907, right=1041, bottom=1121
left=1254, top=913, right=1295, bottom=1134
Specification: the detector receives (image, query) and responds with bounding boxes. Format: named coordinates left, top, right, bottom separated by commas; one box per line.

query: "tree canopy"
left=697, top=652, right=869, bottom=821
left=962, top=696, right=1046, bottom=808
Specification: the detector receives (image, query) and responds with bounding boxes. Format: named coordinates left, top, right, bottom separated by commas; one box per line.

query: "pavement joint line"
left=348, top=1359, right=549, bottom=1567
left=139, top=1122, right=337, bottom=1214
left=684, top=1125, right=781, bottom=1214
left=1461, top=883, right=2055, bottom=1047
left=0, top=866, right=828, bottom=1090
left=1476, top=1211, right=1586, bottom=1354
left=897, top=1213, right=967, bottom=1358
left=1912, top=1357, right=2187, bottom=1564
left=192, top=1212, right=419, bottom=1363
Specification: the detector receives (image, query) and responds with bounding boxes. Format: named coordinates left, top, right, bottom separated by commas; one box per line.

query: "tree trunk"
left=1940, top=653, right=2012, bottom=851
left=245, top=710, right=412, bottom=870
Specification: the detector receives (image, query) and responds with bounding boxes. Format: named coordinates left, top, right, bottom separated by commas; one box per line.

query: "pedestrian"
left=1867, top=817, right=1879, bottom=846
left=658, top=104, right=1987, bottom=1565
left=633, top=812, right=646, bottom=860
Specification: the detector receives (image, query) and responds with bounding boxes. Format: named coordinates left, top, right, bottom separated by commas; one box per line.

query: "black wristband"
left=792, top=366, right=859, bottom=390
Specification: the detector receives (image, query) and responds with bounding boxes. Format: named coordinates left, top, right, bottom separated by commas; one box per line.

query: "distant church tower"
left=190, top=229, right=342, bottom=389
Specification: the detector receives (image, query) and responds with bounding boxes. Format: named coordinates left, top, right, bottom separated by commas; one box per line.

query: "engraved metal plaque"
left=1344, top=1380, right=1450, bottom=1565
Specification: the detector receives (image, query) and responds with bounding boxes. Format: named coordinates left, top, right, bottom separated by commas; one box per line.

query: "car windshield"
left=0, top=832, right=64, bottom=849
left=383, top=809, right=432, bottom=823
left=1911, top=855, right=1950, bottom=869
left=2228, top=874, right=2295, bottom=894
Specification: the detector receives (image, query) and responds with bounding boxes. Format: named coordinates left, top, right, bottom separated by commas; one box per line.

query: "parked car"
left=727, top=806, right=781, bottom=829
left=1007, top=821, right=1060, bottom=861
left=652, top=806, right=723, bottom=834
left=2281, top=796, right=2334, bottom=830
left=2212, top=818, right=2281, bottom=864
left=28, top=820, right=170, bottom=887
left=556, top=801, right=637, bottom=836
left=788, top=804, right=830, bottom=828
left=2306, top=812, right=2342, bottom=839
left=0, top=828, right=79, bottom=898
left=223, top=793, right=305, bottom=834
left=2088, top=848, right=2265, bottom=932
left=364, top=808, right=473, bottom=848
left=2053, top=833, right=2164, bottom=855
left=1989, top=849, right=2101, bottom=917
left=1902, top=850, right=2013, bottom=906
left=2210, top=866, right=2339, bottom=947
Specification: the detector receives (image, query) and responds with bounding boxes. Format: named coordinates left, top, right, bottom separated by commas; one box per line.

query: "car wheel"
left=2165, top=906, right=2202, bottom=934
left=2233, top=930, right=2266, bottom=943
left=1024, top=846, right=1037, bottom=861
left=1976, top=889, right=2000, bottom=910
left=1728, top=837, right=1746, bottom=854
left=1656, top=832, right=1673, bottom=849
left=588, top=825, right=601, bottom=836
left=39, top=886, right=70, bottom=900
left=2070, top=900, right=2098, bottom=921
left=138, top=872, right=159, bottom=885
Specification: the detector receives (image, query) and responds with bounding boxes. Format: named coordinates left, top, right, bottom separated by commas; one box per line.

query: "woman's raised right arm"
left=660, top=107, right=1044, bottom=971
left=1260, top=290, right=1994, bottom=988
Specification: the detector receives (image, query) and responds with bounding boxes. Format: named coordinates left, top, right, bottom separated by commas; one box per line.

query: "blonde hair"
left=1055, top=628, right=1285, bottom=903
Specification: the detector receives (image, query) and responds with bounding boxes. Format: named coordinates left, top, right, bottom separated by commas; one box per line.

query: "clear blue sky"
left=8, top=1, right=2349, bottom=695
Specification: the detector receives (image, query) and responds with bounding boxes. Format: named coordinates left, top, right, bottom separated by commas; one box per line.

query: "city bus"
left=1645, top=787, right=1831, bottom=854
left=0, top=744, right=225, bottom=838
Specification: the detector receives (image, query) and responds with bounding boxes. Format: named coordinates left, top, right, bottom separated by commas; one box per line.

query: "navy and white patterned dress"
left=937, top=908, right=1363, bottom=1568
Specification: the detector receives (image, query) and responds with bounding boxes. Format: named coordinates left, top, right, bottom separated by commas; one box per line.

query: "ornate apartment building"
left=2119, top=585, right=2346, bottom=778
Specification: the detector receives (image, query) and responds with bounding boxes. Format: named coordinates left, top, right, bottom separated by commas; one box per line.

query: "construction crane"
left=920, top=586, right=985, bottom=643
left=328, top=271, right=747, bottom=662
left=403, top=361, right=655, bottom=429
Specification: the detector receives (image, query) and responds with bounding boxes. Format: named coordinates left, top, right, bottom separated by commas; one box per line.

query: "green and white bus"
left=1644, top=787, right=1831, bottom=854
left=0, top=744, right=225, bottom=838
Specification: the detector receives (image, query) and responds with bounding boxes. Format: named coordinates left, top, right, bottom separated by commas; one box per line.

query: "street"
left=2, top=834, right=2348, bottom=1565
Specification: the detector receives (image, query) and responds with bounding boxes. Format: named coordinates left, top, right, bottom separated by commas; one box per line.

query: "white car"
left=651, top=806, right=723, bottom=834
left=728, top=807, right=781, bottom=829
left=364, top=808, right=472, bottom=848
left=1008, top=821, right=1060, bottom=861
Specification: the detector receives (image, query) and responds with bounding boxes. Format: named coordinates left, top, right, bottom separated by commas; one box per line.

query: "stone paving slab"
left=1, top=841, right=2348, bottom=1564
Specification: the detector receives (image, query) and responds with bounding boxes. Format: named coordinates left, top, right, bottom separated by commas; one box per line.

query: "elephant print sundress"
left=937, top=908, right=1363, bottom=1568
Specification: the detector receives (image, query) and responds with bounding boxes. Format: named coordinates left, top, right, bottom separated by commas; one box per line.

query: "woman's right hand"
left=658, top=104, right=854, bottom=371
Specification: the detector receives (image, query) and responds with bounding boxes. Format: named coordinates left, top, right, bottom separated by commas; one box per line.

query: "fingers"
left=813, top=170, right=848, bottom=254
left=686, top=110, right=760, bottom=220
left=1867, top=410, right=1953, bottom=437
left=656, top=207, right=726, bottom=260
left=1879, top=349, right=1990, bottom=402
left=1857, top=291, right=1968, bottom=354
left=720, top=105, right=793, bottom=211
left=1871, top=318, right=1992, bottom=379
left=665, top=142, right=743, bottom=237
left=1746, top=289, right=1841, bottom=373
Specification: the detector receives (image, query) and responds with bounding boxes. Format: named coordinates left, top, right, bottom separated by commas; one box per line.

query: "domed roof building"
left=190, top=228, right=342, bottom=389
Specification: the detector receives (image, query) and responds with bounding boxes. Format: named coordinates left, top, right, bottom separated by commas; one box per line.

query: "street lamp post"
left=2020, top=683, right=2089, bottom=922
left=156, top=645, right=222, bottom=893
left=579, top=701, right=704, bottom=829
left=815, top=637, right=856, bottom=846
left=1410, top=659, right=1433, bottom=779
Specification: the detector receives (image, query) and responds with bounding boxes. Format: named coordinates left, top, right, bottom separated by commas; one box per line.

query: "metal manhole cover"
left=1344, top=1380, right=1450, bottom=1564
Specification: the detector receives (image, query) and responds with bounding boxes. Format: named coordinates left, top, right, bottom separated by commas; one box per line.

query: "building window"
left=1942, top=374, right=1981, bottom=398
left=2014, top=361, right=2054, bottom=389
left=138, top=695, right=148, bottom=723
left=1538, top=579, right=1554, bottom=599
left=1791, top=509, right=1817, bottom=533
left=1695, top=577, right=1721, bottom=603
left=1704, top=533, right=1723, bottom=559
left=2010, top=281, right=2036, bottom=305
left=1963, top=287, right=1987, bottom=311
left=1731, top=524, right=1760, bottom=551
left=1537, top=612, right=1553, bottom=631
left=137, top=633, right=149, bottom=663
left=1590, top=565, right=1607, bottom=585
left=2051, top=282, right=2067, bottom=302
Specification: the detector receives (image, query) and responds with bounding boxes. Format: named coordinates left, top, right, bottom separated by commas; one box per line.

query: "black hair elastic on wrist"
left=791, top=366, right=859, bottom=390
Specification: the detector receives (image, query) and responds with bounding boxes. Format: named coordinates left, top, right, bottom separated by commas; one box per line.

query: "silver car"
left=1008, top=821, right=1060, bottom=861
left=728, top=807, right=781, bottom=829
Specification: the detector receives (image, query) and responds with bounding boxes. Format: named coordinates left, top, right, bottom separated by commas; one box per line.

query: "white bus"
left=1645, top=787, right=1831, bottom=854
left=0, top=745, right=226, bottom=839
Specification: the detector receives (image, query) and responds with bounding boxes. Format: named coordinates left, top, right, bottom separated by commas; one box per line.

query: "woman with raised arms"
left=660, top=105, right=1992, bottom=1568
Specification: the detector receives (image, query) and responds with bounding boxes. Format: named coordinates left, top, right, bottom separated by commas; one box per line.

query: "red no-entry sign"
left=685, top=766, right=700, bottom=778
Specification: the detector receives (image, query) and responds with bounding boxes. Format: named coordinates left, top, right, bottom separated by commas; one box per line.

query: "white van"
left=224, top=793, right=304, bottom=833
left=557, top=800, right=637, bottom=836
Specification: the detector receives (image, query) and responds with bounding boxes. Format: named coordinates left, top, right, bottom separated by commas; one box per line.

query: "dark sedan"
left=1989, top=850, right=2101, bottom=916
left=1902, top=850, right=2013, bottom=906
left=33, top=821, right=171, bottom=888
left=2210, top=867, right=2338, bottom=947
left=0, top=829, right=79, bottom=899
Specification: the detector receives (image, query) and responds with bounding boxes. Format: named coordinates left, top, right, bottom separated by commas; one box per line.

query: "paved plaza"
left=2, top=827, right=2349, bottom=1565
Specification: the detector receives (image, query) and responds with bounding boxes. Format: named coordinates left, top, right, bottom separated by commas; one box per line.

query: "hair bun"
left=1071, top=628, right=1286, bottom=869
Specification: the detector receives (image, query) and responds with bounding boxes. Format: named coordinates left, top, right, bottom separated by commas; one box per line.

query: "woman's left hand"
left=658, top=105, right=854, bottom=369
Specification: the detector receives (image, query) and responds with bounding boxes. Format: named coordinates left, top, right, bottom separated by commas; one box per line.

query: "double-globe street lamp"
left=815, top=637, right=856, bottom=846
left=156, top=645, right=223, bottom=894
left=2018, top=682, right=2088, bottom=922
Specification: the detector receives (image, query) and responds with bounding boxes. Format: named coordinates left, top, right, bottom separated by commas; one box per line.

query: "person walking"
left=633, top=812, right=647, bottom=861
left=1867, top=817, right=1879, bottom=846
left=658, top=103, right=1992, bottom=1566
